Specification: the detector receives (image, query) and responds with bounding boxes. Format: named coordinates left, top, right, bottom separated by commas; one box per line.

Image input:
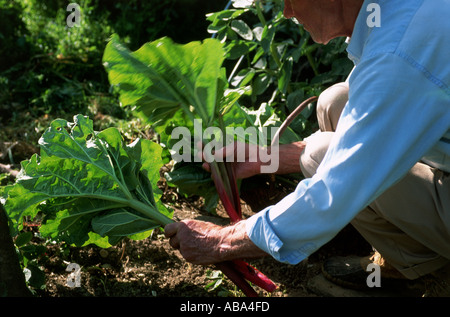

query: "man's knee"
left=300, top=132, right=334, bottom=178
left=317, top=82, right=349, bottom=132
left=301, top=82, right=348, bottom=177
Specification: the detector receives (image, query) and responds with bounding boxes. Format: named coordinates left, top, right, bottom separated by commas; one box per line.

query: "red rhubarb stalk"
left=210, top=161, right=241, bottom=223
left=209, top=156, right=278, bottom=294
left=224, top=162, right=242, bottom=220
left=231, top=260, right=278, bottom=292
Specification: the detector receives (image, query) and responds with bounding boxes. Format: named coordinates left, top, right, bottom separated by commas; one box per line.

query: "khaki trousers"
left=299, top=83, right=450, bottom=279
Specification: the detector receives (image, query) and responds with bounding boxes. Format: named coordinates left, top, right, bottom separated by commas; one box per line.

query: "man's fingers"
left=197, top=141, right=244, bottom=162
left=169, top=236, right=180, bottom=249
left=213, top=142, right=238, bottom=161
left=164, top=223, right=181, bottom=249
left=164, top=223, right=178, bottom=238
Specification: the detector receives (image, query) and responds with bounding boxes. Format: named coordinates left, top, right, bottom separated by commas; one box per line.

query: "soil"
left=31, top=172, right=372, bottom=298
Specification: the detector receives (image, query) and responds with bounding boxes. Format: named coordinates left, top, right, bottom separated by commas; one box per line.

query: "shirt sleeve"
left=246, top=52, right=450, bottom=264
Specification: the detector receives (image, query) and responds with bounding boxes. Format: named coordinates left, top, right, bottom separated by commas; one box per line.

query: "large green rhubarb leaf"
left=4, top=115, right=173, bottom=246
left=103, top=34, right=228, bottom=129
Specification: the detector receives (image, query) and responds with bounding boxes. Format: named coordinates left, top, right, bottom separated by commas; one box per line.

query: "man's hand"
left=199, top=141, right=263, bottom=180
left=164, top=220, right=267, bottom=265
left=199, top=140, right=306, bottom=179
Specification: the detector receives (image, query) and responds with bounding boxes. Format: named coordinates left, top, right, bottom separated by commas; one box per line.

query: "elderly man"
left=164, top=0, right=450, bottom=296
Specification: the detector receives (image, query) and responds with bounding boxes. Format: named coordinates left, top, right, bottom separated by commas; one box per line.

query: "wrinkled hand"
left=164, top=219, right=267, bottom=265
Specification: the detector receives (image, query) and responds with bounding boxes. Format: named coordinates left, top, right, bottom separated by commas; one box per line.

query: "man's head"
left=283, top=0, right=363, bottom=44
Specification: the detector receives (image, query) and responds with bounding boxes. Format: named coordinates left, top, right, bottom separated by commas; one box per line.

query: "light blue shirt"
left=246, top=0, right=450, bottom=264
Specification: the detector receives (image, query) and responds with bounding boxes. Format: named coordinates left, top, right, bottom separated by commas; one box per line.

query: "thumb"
left=163, top=222, right=179, bottom=238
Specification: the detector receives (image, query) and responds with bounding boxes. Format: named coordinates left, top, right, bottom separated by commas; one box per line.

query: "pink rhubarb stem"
left=208, top=148, right=277, bottom=295
left=210, top=161, right=241, bottom=223
left=224, top=162, right=242, bottom=220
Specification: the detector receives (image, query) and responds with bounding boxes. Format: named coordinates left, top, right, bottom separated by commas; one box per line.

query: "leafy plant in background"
left=208, top=0, right=303, bottom=102
left=0, top=0, right=119, bottom=138
left=207, top=0, right=353, bottom=138
left=14, top=231, right=47, bottom=291
left=1, top=0, right=224, bottom=145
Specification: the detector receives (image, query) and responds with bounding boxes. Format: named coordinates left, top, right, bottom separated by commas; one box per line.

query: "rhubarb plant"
left=103, top=35, right=278, bottom=295
left=4, top=114, right=173, bottom=247
left=103, top=34, right=247, bottom=220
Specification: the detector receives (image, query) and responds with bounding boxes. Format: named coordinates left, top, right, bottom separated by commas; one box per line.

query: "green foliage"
left=103, top=35, right=229, bottom=130
left=165, top=163, right=220, bottom=213
left=0, top=0, right=33, bottom=72
left=103, top=35, right=235, bottom=212
left=14, top=231, right=47, bottom=291
left=208, top=0, right=302, bottom=101
left=207, top=0, right=353, bottom=138
left=4, top=115, right=173, bottom=247
left=0, top=0, right=228, bottom=147
left=205, top=269, right=236, bottom=296
left=20, top=0, right=111, bottom=61
left=0, top=0, right=119, bottom=140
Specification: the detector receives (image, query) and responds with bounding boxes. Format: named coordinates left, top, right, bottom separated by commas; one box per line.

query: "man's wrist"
left=219, top=220, right=268, bottom=262
left=259, top=141, right=305, bottom=175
